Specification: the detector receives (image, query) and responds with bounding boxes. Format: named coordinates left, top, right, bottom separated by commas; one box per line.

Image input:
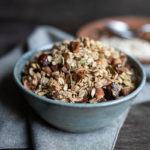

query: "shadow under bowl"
left=13, top=44, right=146, bottom=132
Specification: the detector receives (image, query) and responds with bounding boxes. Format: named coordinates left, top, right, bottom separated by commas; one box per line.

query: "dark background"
left=1, top=0, right=150, bottom=56
left=1, top=0, right=150, bottom=150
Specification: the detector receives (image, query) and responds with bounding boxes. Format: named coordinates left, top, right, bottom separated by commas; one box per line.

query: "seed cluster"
left=22, top=37, right=136, bottom=103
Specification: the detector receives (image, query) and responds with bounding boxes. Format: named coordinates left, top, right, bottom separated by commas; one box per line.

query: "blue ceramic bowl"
left=14, top=44, right=146, bottom=132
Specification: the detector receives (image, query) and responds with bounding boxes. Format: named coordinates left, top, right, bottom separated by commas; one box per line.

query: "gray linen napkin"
left=0, top=46, right=29, bottom=149
left=0, top=26, right=150, bottom=150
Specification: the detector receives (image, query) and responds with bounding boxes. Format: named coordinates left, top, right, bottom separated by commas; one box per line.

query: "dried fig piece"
left=38, top=54, right=50, bottom=66
left=82, top=95, right=89, bottom=103
left=70, top=41, right=80, bottom=53
left=72, top=69, right=87, bottom=81
left=95, top=88, right=104, bottom=100
left=121, top=87, right=132, bottom=96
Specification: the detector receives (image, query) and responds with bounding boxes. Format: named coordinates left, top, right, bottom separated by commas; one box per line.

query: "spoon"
left=106, top=21, right=150, bottom=39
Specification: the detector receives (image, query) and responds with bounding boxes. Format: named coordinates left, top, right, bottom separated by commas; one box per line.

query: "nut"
left=95, top=88, right=104, bottom=100
left=121, top=87, right=132, bottom=96
left=70, top=41, right=80, bottom=53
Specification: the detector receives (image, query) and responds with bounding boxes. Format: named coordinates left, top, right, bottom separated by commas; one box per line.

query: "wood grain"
left=115, top=102, right=150, bottom=150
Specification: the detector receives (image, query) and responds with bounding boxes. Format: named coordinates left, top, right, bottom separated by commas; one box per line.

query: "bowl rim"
left=13, top=44, right=146, bottom=108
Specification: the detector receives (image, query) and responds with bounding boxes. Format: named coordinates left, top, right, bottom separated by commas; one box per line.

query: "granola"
left=22, top=37, right=136, bottom=103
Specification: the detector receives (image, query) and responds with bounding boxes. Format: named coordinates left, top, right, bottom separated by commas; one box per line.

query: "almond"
left=95, top=88, right=104, bottom=100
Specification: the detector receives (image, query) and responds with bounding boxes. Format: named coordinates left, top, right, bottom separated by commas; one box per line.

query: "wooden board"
left=77, top=16, right=150, bottom=64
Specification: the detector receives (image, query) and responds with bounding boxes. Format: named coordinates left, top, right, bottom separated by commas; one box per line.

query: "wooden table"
left=0, top=0, right=150, bottom=149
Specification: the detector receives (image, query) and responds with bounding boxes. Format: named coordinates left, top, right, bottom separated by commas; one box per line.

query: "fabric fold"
left=0, top=47, right=28, bottom=149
